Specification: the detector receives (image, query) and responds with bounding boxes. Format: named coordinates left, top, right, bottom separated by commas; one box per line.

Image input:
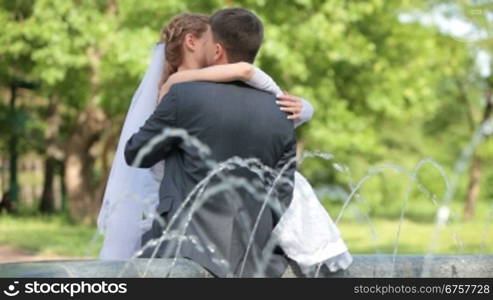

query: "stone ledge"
left=1, top=255, right=492, bottom=278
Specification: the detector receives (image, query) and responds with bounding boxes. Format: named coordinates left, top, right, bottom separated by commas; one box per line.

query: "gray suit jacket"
left=124, top=81, right=296, bottom=277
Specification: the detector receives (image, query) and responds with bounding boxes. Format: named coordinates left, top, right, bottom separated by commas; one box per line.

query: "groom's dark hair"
left=210, top=8, right=263, bottom=63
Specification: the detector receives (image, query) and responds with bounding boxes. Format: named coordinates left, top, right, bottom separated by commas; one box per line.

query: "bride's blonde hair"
left=159, top=13, right=210, bottom=89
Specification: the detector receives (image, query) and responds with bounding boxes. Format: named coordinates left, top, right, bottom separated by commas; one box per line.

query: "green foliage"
left=0, top=0, right=492, bottom=222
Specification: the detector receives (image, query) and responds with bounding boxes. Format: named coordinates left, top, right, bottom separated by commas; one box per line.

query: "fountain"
left=1, top=255, right=492, bottom=278
left=1, top=119, right=492, bottom=278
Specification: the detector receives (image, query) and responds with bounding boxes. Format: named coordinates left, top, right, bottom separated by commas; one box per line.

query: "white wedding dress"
left=97, top=43, right=352, bottom=272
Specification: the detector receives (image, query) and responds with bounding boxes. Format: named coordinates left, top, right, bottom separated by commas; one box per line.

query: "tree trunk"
left=8, top=85, right=19, bottom=207
left=6, top=80, right=39, bottom=210
left=95, top=129, right=119, bottom=207
left=60, top=160, right=67, bottom=212
left=39, top=97, right=62, bottom=214
left=64, top=106, right=107, bottom=224
left=463, top=90, right=492, bottom=221
left=464, top=156, right=481, bottom=221
left=39, top=157, right=56, bottom=213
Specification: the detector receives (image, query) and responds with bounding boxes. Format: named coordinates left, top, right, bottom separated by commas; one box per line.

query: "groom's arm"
left=124, top=87, right=181, bottom=168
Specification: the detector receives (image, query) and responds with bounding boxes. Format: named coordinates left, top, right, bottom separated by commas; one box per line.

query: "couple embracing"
left=97, top=7, right=352, bottom=278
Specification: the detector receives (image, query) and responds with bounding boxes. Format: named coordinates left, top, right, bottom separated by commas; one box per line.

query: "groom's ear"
left=213, top=43, right=227, bottom=63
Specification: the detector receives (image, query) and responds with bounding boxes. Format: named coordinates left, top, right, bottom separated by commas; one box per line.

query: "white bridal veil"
left=97, top=43, right=165, bottom=259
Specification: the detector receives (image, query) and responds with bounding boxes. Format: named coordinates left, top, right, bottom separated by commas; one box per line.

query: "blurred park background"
left=0, top=0, right=492, bottom=261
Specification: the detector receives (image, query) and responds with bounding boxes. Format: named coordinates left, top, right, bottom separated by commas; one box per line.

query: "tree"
left=1, top=0, right=489, bottom=224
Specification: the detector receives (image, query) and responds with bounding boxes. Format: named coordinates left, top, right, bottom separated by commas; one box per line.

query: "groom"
left=124, top=8, right=296, bottom=277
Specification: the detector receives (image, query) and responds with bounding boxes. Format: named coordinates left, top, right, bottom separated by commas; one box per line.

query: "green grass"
left=322, top=194, right=493, bottom=254
left=338, top=218, right=493, bottom=254
left=0, top=210, right=491, bottom=258
left=0, top=213, right=103, bottom=257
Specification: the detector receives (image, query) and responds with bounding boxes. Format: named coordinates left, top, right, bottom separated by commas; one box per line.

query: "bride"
left=97, top=13, right=352, bottom=274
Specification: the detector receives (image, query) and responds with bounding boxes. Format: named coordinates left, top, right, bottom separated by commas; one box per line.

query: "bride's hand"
left=276, top=93, right=303, bottom=121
